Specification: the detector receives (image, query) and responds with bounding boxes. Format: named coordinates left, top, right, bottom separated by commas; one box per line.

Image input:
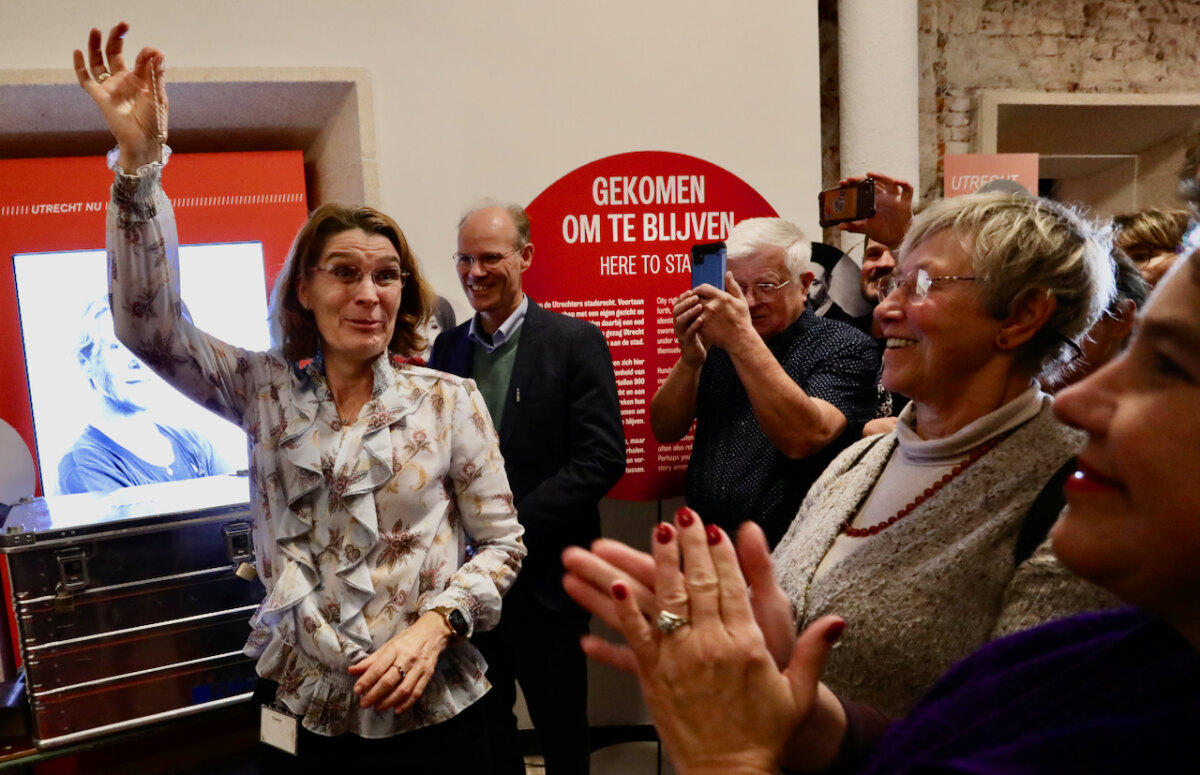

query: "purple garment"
left=854, top=607, right=1200, bottom=774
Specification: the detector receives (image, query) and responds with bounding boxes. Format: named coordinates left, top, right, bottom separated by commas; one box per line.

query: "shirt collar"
left=469, top=295, right=529, bottom=353
left=896, top=383, right=1045, bottom=459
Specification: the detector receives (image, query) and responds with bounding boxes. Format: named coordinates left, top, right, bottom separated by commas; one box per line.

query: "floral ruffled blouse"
left=106, top=159, right=525, bottom=737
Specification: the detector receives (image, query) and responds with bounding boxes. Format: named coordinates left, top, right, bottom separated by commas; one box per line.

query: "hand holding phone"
left=827, top=173, right=914, bottom=248
left=691, top=242, right=727, bottom=291
left=818, top=178, right=876, bottom=227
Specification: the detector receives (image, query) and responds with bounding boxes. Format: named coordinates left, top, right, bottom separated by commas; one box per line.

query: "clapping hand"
left=569, top=509, right=845, bottom=775
left=563, top=520, right=801, bottom=671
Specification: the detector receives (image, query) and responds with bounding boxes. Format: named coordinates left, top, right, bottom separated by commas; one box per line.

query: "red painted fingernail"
left=612, top=581, right=628, bottom=601
left=706, top=525, right=722, bottom=545
left=825, top=620, right=846, bottom=644
left=655, top=523, right=673, bottom=544
left=676, top=508, right=695, bottom=527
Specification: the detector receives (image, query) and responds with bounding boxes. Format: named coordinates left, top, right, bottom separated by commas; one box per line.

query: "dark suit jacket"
left=430, top=299, right=626, bottom=611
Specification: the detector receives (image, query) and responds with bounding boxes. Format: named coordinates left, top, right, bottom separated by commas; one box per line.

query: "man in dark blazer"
left=430, top=202, right=625, bottom=775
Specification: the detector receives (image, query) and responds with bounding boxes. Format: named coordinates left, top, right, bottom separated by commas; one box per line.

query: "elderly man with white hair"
left=651, top=217, right=879, bottom=547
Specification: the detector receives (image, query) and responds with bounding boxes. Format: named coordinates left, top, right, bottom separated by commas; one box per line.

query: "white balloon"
left=0, top=420, right=36, bottom=505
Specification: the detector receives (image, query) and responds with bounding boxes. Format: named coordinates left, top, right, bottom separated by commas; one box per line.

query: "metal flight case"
left=0, top=473, right=264, bottom=748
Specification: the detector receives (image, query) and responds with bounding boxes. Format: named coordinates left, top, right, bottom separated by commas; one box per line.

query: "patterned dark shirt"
left=685, top=309, right=880, bottom=547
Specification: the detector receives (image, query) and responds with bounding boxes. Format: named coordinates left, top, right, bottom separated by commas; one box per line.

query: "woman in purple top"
left=563, top=247, right=1200, bottom=772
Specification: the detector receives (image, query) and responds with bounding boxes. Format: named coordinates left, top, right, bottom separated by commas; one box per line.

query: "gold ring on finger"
left=656, top=610, right=690, bottom=634
left=95, top=72, right=111, bottom=83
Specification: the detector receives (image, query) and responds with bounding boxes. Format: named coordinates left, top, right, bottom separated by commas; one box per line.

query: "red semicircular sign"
left=524, top=151, right=777, bottom=501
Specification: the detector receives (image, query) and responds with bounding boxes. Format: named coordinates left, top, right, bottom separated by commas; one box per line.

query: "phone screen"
left=818, top=179, right=876, bottom=227
left=822, top=188, right=858, bottom=223
left=691, top=242, right=727, bottom=290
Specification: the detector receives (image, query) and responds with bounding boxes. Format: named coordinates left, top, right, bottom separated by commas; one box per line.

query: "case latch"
left=222, top=522, right=255, bottom=564
left=53, top=548, right=89, bottom=612
left=55, top=547, right=90, bottom=592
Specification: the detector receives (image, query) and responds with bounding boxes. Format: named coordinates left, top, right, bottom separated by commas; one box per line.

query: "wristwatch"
left=431, top=606, right=469, bottom=643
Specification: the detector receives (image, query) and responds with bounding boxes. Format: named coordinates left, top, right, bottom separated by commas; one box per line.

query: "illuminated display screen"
left=14, top=244, right=270, bottom=495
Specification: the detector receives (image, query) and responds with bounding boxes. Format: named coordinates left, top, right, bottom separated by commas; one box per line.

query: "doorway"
left=980, top=91, right=1200, bottom=217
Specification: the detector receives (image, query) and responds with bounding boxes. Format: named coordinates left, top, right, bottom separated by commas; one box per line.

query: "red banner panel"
left=0, top=152, right=308, bottom=496
left=525, top=151, right=777, bottom=501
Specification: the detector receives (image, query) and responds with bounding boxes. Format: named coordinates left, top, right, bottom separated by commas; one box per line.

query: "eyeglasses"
left=453, top=248, right=520, bottom=270
left=878, top=268, right=976, bottom=303
left=1053, top=331, right=1084, bottom=363
left=734, top=278, right=791, bottom=300
left=308, top=263, right=409, bottom=288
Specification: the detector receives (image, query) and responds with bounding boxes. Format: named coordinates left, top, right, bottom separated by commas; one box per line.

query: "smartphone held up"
left=818, top=178, right=876, bottom=227
left=691, top=241, right=727, bottom=290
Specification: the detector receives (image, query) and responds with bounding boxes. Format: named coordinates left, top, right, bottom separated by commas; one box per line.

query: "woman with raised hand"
left=75, top=23, right=524, bottom=769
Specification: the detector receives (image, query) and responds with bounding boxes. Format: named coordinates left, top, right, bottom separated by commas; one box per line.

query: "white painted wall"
left=2, top=0, right=820, bottom=733
left=3, top=1, right=821, bottom=318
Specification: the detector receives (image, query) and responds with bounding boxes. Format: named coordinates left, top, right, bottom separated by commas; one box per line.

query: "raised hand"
left=836, top=172, right=914, bottom=250
left=690, top=272, right=758, bottom=353
left=603, top=508, right=846, bottom=775
left=671, top=290, right=708, bottom=367
left=73, top=22, right=168, bottom=171
left=562, top=538, right=657, bottom=673
left=734, top=522, right=801, bottom=669
left=562, top=521, right=800, bottom=673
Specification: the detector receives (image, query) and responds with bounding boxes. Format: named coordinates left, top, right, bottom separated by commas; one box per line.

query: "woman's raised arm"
left=73, top=22, right=167, bottom=171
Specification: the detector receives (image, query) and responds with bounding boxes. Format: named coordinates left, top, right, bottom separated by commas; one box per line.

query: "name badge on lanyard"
left=261, top=705, right=299, bottom=755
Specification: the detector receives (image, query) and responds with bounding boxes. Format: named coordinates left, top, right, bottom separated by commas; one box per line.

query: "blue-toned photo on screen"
left=14, top=244, right=270, bottom=496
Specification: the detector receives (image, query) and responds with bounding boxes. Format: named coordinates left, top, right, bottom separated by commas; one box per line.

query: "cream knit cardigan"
left=773, top=401, right=1119, bottom=717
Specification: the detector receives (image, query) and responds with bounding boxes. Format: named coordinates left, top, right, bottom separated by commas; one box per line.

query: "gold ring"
left=95, top=72, right=111, bottom=83
left=656, top=610, right=690, bottom=634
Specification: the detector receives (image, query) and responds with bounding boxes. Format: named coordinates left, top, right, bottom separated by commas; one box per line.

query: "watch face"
left=448, top=609, right=469, bottom=638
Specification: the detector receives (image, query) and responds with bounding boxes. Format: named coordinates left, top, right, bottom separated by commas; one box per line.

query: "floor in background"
left=524, top=742, right=674, bottom=775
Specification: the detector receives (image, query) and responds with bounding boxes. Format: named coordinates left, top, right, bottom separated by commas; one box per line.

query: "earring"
left=997, top=335, right=1010, bottom=347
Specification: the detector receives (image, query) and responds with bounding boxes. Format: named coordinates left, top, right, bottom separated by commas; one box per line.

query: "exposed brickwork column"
left=917, top=0, right=1200, bottom=202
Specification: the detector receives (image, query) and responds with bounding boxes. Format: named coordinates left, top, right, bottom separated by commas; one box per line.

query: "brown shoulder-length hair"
left=1113, top=208, right=1191, bottom=255
left=268, top=203, right=434, bottom=362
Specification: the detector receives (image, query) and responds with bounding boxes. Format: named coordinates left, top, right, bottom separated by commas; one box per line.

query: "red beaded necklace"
left=841, top=429, right=1015, bottom=538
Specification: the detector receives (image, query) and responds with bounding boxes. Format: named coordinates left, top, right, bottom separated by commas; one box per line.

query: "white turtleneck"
left=814, top=384, right=1048, bottom=580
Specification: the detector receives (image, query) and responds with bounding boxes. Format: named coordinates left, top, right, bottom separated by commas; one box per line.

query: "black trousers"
left=475, top=583, right=592, bottom=775
left=251, top=679, right=491, bottom=774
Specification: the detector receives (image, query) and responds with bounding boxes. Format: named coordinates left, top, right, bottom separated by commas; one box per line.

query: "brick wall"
left=821, top=0, right=1200, bottom=203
